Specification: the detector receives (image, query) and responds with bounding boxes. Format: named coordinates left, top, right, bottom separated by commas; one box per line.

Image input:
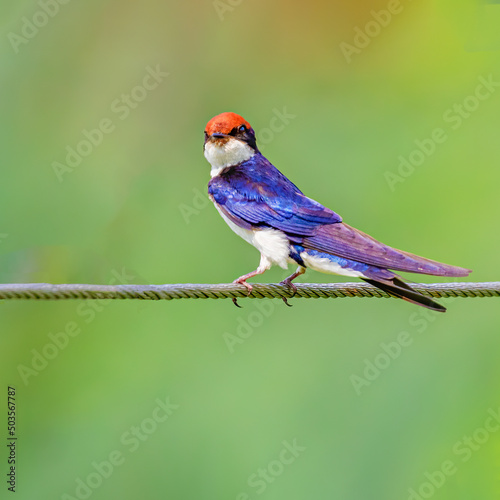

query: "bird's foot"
left=278, top=267, right=305, bottom=307
left=232, top=279, right=253, bottom=308
left=279, top=278, right=298, bottom=307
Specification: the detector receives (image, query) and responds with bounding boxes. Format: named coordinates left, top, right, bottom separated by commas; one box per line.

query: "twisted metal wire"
left=0, top=282, right=498, bottom=301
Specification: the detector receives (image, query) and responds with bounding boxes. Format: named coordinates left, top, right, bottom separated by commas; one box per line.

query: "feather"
left=361, top=277, right=447, bottom=312
left=303, top=223, right=471, bottom=277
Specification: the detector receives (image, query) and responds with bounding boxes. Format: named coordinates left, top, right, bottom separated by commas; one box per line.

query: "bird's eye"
left=238, top=125, right=246, bottom=132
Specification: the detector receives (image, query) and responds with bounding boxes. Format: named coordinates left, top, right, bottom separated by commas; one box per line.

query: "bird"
left=203, top=111, right=471, bottom=312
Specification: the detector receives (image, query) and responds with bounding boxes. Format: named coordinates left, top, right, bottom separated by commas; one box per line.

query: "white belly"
left=214, top=204, right=290, bottom=269
left=300, top=252, right=365, bottom=278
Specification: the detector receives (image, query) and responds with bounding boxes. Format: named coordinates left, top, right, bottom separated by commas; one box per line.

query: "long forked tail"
left=362, top=277, right=447, bottom=312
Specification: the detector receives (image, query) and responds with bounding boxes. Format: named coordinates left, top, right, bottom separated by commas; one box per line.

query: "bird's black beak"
left=204, top=131, right=231, bottom=148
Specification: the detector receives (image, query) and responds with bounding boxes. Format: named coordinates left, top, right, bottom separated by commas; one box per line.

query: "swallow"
left=204, top=112, right=471, bottom=311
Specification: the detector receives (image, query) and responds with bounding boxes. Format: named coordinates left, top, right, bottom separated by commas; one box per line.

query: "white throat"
left=204, top=139, right=255, bottom=177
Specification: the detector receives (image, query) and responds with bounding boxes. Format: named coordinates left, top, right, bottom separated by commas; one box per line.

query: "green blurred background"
left=1, top=0, right=499, bottom=498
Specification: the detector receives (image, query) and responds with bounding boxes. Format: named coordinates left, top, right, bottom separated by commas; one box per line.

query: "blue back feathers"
left=208, top=153, right=342, bottom=236
left=208, top=153, right=470, bottom=277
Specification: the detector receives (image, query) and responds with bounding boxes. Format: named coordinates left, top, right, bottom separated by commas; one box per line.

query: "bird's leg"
left=279, top=266, right=306, bottom=307
left=232, top=256, right=271, bottom=307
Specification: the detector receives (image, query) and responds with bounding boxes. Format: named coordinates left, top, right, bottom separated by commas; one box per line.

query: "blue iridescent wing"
left=208, top=153, right=342, bottom=237
left=303, top=223, right=470, bottom=276
left=209, top=154, right=470, bottom=277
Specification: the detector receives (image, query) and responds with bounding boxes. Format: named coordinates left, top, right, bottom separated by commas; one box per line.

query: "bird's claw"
left=279, top=279, right=298, bottom=307
left=232, top=280, right=253, bottom=308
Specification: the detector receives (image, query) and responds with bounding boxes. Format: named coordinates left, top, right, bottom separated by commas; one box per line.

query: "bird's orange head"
left=204, top=112, right=252, bottom=138
left=203, top=112, right=259, bottom=175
